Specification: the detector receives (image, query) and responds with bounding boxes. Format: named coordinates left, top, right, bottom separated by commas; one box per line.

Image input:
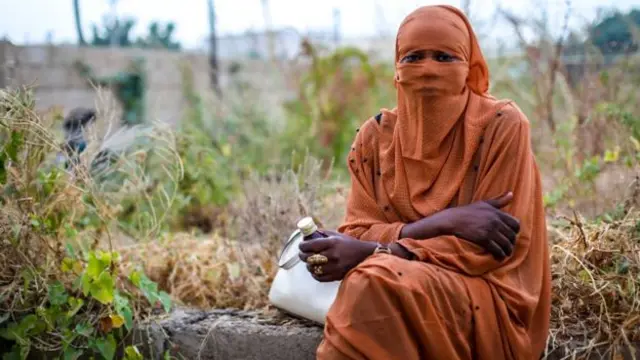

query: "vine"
left=74, top=59, right=146, bottom=126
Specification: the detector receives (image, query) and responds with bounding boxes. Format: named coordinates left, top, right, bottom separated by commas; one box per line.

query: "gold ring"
left=307, top=254, right=329, bottom=265
left=313, top=265, right=324, bottom=276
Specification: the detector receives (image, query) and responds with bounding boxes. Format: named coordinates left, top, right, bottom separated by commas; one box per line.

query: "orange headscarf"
left=380, top=5, right=504, bottom=218
left=324, top=5, right=551, bottom=360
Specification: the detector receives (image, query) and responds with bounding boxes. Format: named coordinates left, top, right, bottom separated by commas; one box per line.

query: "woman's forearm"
left=399, top=209, right=453, bottom=240
left=390, top=210, right=454, bottom=261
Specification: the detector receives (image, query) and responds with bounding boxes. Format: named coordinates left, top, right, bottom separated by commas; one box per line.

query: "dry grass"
left=117, top=153, right=347, bottom=311
left=119, top=233, right=274, bottom=310
left=230, top=152, right=346, bottom=246
left=546, top=177, right=640, bottom=358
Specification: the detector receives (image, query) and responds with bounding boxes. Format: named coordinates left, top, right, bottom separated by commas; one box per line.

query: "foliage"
left=0, top=88, right=173, bottom=358
left=161, top=62, right=283, bottom=233
left=74, top=59, right=146, bottom=126
left=494, top=7, right=640, bottom=216
left=282, top=40, right=393, bottom=172
left=89, top=18, right=181, bottom=50
left=136, top=22, right=181, bottom=50
left=589, top=9, right=640, bottom=54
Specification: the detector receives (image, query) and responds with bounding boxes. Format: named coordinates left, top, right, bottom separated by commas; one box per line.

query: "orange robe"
left=317, top=5, right=551, bottom=360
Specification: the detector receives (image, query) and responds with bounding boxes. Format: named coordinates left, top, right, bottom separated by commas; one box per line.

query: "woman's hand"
left=299, top=230, right=377, bottom=282
left=400, top=192, right=520, bottom=260
left=444, top=192, right=521, bottom=260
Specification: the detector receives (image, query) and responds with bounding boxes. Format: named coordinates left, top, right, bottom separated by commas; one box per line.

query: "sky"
left=1, top=0, right=640, bottom=49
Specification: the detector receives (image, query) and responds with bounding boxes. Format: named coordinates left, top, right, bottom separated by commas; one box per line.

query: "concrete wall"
left=0, top=41, right=296, bottom=125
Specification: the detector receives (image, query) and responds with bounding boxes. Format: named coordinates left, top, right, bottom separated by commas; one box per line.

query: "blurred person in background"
left=57, top=107, right=96, bottom=168
left=299, top=5, right=550, bottom=360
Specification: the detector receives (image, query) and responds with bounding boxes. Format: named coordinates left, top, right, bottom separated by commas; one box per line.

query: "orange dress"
left=317, top=5, right=551, bottom=360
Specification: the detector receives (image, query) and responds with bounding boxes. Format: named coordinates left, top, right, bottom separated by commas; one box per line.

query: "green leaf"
left=66, top=297, right=84, bottom=318
left=61, top=258, right=83, bottom=274
left=0, top=156, right=6, bottom=184
left=99, top=251, right=113, bottom=267
left=115, top=293, right=133, bottom=330
left=19, top=344, right=30, bottom=360
left=90, top=272, right=115, bottom=305
left=0, top=325, right=16, bottom=341
left=158, top=291, right=172, bottom=313
left=63, top=347, right=83, bottom=360
left=48, top=281, right=69, bottom=306
left=1, top=345, right=23, bottom=360
left=80, top=274, right=92, bottom=296
left=135, top=272, right=158, bottom=299
left=1, top=344, right=30, bottom=360
left=64, top=225, right=78, bottom=239
left=87, top=252, right=110, bottom=279
left=6, top=131, right=24, bottom=162
left=60, top=328, right=78, bottom=348
left=1, top=314, right=45, bottom=345
left=37, top=306, right=65, bottom=331
left=65, top=243, right=77, bottom=260
left=94, top=335, right=116, bottom=360
left=124, top=346, right=143, bottom=360
left=20, top=268, right=35, bottom=292
left=129, top=270, right=141, bottom=287
left=61, top=258, right=73, bottom=273
left=604, top=148, right=620, bottom=163
left=0, top=312, right=10, bottom=325
left=75, top=322, right=94, bottom=337
left=130, top=271, right=170, bottom=311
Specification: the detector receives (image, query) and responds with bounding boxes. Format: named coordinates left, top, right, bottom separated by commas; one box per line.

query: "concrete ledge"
left=129, top=308, right=640, bottom=360
left=130, top=308, right=323, bottom=360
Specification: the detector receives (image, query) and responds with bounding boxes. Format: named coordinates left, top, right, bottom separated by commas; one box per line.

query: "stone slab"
left=129, top=308, right=640, bottom=360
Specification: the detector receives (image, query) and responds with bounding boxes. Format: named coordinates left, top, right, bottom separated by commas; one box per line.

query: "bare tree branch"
left=545, top=0, right=572, bottom=133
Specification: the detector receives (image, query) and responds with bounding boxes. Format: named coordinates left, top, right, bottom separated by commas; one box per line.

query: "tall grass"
left=0, top=87, right=178, bottom=358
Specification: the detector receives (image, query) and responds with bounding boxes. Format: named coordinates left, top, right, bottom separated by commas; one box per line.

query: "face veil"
left=377, top=5, right=502, bottom=217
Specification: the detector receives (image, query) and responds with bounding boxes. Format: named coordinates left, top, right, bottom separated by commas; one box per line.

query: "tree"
left=136, top=22, right=181, bottom=50
left=589, top=9, right=640, bottom=54
left=207, top=0, right=221, bottom=96
left=73, top=0, right=86, bottom=45
left=88, top=17, right=181, bottom=50
left=90, top=17, right=136, bottom=47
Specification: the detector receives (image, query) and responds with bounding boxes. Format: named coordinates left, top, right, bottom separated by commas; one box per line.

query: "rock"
left=131, top=308, right=640, bottom=359
left=134, top=308, right=323, bottom=360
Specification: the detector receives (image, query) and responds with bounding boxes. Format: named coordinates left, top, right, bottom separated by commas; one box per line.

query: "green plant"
left=166, top=62, right=283, bottom=232
left=282, top=40, right=392, bottom=172
left=0, top=88, right=173, bottom=359
left=1, top=249, right=168, bottom=360
left=74, top=59, right=146, bottom=126
left=89, top=17, right=181, bottom=50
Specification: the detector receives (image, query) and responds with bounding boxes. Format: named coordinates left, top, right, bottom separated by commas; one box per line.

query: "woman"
left=299, top=5, right=550, bottom=360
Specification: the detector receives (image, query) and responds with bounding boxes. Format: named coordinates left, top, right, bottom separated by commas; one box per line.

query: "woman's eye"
left=434, top=52, right=456, bottom=62
left=401, top=53, right=423, bottom=63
